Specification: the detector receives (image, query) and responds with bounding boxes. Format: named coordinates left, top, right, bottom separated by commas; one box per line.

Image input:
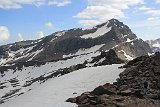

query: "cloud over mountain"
left=0, top=26, right=10, bottom=42
left=0, top=0, right=71, bottom=9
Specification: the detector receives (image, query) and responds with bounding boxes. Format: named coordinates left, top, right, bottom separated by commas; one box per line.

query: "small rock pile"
left=66, top=52, right=160, bottom=107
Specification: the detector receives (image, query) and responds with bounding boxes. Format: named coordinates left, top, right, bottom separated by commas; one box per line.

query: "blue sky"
left=0, top=0, right=160, bottom=45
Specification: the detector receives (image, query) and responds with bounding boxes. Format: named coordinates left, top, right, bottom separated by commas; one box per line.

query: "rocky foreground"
left=66, top=52, right=160, bottom=107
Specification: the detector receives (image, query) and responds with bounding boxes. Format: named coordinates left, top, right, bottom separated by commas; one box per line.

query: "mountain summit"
left=0, top=19, right=154, bottom=106
left=0, top=19, right=152, bottom=65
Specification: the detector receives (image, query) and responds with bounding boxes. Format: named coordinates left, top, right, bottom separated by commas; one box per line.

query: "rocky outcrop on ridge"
left=67, top=52, right=160, bottom=107
left=89, top=49, right=124, bottom=66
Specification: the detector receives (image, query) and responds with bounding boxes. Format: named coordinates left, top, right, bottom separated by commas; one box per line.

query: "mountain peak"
left=0, top=19, right=152, bottom=65
left=109, top=18, right=119, bottom=22
left=94, top=18, right=121, bottom=28
left=0, top=18, right=154, bottom=106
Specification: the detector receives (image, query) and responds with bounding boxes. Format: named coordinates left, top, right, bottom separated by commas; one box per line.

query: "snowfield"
left=0, top=64, right=124, bottom=107
left=81, top=22, right=112, bottom=39
left=0, top=48, right=102, bottom=99
left=63, top=44, right=104, bottom=58
left=152, top=42, right=160, bottom=48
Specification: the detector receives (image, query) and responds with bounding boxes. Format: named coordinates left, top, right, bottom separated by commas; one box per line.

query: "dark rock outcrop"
left=90, top=49, right=124, bottom=66
left=92, top=83, right=117, bottom=96
left=67, top=52, right=160, bottom=107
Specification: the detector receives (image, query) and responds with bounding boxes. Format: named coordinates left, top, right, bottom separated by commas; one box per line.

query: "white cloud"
left=87, top=0, right=144, bottom=7
left=138, top=6, right=160, bottom=30
left=45, top=22, right=54, bottom=29
left=139, top=6, right=160, bottom=16
left=0, top=0, right=45, bottom=9
left=0, top=26, right=10, bottom=42
left=139, top=6, right=151, bottom=11
left=17, top=0, right=45, bottom=5
left=156, top=0, right=160, bottom=3
left=74, top=0, right=144, bottom=26
left=37, top=31, right=45, bottom=39
left=0, top=0, right=72, bottom=9
left=145, top=9, right=160, bottom=16
left=127, top=17, right=160, bottom=40
left=0, top=0, right=22, bottom=9
left=48, top=0, right=71, bottom=7
left=131, top=18, right=160, bottom=28
left=74, top=5, right=125, bottom=21
left=18, top=33, right=24, bottom=41
left=147, top=17, right=159, bottom=21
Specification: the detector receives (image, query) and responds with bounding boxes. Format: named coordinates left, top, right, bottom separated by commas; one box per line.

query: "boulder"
left=118, top=89, right=133, bottom=96
left=66, top=97, right=77, bottom=103
left=92, top=83, right=116, bottom=95
left=76, top=94, right=90, bottom=104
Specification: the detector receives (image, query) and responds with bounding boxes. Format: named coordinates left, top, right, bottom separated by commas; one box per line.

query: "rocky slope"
left=0, top=49, right=123, bottom=104
left=67, top=52, right=160, bottom=107
left=0, top=18, right=153, bottom=105
left=146, top=38, right=160, bottom=52
left=0, top=19, right=152, bottom=66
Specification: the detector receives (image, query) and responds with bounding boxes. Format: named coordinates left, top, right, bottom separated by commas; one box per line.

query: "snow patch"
left=28, top=48, right=44, bottom=61
left=111, top=45, right=118, bottom=49
left=1, top=64, right=124, bottom=107
left=63, top=44, right=104, bottom=58
left=131, top=42, right=134, bottom=45
left=121, top=34, right=128, bottom=38
left=96, top=57, right=105, bottom=63
left=0, top=46, right=35, bottom=65
left=50, top=31, right=66, bottom=42
left=55, top=31, right=66, bottom=37
left=126, top=38, right=132, bottom=42
left=120, top=50, right=134, bottom=60
left=152, top=42, right=160, bottom=48
left=80, top=22, right=112, bottom=39
left=148, top=52, right=154, bottom=56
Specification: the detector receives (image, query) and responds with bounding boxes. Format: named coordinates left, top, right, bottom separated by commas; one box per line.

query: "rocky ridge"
left=67, top=52, right=160, bottom=107
left=0, top=18, right=153, bottom=105
left=146, top=38, right=160, bottom=52
left=0, top=19, right=152, bottom=66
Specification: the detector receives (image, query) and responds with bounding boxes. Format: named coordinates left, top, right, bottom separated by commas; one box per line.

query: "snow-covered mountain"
left=0, top=19, right=153, bottom=106
left=0, top=19, right=152, bottom=66
left=146, top=38, right=160, bottom=52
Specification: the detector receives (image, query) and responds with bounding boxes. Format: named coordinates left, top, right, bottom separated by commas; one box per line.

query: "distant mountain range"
left=146, top=38, right=160, bottom=52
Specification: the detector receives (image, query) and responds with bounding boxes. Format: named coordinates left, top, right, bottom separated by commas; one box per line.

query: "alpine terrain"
left=67, top=52, right=160, bottom=107
left=0, top=19, right=155, bottom=107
